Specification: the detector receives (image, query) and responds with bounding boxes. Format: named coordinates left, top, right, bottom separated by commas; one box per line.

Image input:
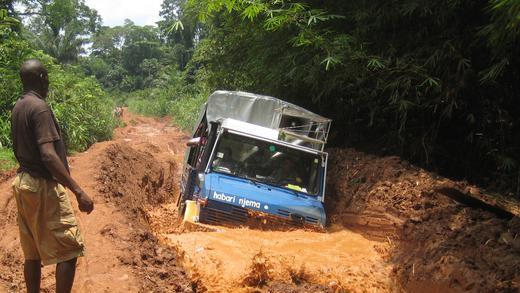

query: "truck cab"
left=178, top=91, right=331, bottom=229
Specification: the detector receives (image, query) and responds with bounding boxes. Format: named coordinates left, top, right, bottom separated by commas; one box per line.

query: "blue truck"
left=177, top=91, right=331, bottom=229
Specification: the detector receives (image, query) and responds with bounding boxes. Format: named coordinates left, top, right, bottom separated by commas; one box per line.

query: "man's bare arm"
left=38, top=142, right=94, bottom=214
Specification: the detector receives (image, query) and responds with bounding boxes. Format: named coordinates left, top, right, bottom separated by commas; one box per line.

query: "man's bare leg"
left=56, top=257, right=77, bottom=293
left=24, top=259, right=41, bottom=293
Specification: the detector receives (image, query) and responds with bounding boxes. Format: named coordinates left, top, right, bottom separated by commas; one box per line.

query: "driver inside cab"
left=212, top=147, right=236, bottom=173
left=270, top=156, right=303, bottom=188
left=243, top=147, right=271, bottom=177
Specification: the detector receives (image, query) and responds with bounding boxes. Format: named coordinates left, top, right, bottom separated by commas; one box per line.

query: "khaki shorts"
left=12, top=172, right=85, bottom=265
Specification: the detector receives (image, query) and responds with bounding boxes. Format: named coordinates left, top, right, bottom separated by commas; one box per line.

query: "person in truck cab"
left=270, top=155, right=303, bottom=188
left=212, top=147, right=236, bottom=173
left=243, top=147, right=271, bottom=177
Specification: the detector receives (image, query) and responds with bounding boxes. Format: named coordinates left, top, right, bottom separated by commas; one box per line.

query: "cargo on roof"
left=197, top=91, right=332, bottom=151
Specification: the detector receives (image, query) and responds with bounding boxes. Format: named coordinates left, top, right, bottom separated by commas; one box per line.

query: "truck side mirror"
left=187, top=137, right=205, bottom=147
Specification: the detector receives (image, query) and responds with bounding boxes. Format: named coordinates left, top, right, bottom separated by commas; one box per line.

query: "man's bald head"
left=20, top=59, right=49, bottom=97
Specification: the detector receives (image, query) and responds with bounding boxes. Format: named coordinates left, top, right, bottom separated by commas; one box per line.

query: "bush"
left=127, top=88, right=207, bottom=130
left=127, top=89, right=174, bottom=117
left=0, top=147, right=16, bottom=171
left=48, top=70, right=117, bottom=151
left=125, top=70, right=209, bottom=131
left=169, top=91, right=207, bottom=131
left=1, top=31, right=117, bottom=153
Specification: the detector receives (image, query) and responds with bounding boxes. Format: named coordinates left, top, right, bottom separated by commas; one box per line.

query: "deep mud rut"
left=1, top=110, right=519, bottom=292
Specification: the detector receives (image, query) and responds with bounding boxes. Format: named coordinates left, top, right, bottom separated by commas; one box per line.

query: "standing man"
left=10, top=59, right=94, bottom=293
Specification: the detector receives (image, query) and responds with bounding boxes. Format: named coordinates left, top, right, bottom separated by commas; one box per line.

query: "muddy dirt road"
left=1, top=111, right=518, bottom=292
left=0, top=113, right=193, bottom=292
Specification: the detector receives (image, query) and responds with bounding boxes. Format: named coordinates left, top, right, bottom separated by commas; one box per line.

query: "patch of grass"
left=0, top=148, right=17, bottom=171
left=127, top=96, right=173, bottom=117
left=169, top=92, right=207, bottom=131
left=126, top=86, right=208, bottom=131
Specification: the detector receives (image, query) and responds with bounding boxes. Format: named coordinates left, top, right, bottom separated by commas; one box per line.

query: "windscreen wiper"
left=270, top=183, right=300, bottom=197
left=245, top=176, right=260, bottom=187
left=285, top=187, right=300, bottom=197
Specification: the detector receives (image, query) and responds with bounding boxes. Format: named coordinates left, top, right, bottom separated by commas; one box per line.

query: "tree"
left=82, top=20, right=167, bottom=91
left=90, top=25, right=125, bottom=60
left=121, top=22, right=161, bottom=76
left=0, top=0, right=16, bottom=16
left=21, top=0, right=101, bottom=63
left=158, top=0, right=199, bottom=69
left=182, top=0, right=520, bottom=196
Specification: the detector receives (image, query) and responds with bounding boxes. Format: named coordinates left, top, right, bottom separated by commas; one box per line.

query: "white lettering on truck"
left=212, top=191, right=262, bottom=210
left=212, top=191, right=236, bottom=203
left=239, top=198, right=261, bottom=209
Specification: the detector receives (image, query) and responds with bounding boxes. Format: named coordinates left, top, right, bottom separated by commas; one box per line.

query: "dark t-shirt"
left=11, top=91, right=69, bottom=179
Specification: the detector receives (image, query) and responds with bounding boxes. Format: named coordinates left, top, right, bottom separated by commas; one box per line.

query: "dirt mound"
left=97, top=142, right=176, bottom=220
left=119, top=229, right=193, bottom=292
left=96, top=142, right=194, bottom=292
left=326, top=148, right=520, bottom=292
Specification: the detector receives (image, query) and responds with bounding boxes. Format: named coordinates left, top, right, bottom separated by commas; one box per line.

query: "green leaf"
left=321, top=56, right=340, bottom=71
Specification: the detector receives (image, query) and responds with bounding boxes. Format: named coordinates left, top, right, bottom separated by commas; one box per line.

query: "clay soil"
left=0, top=110, right=518, bottom=292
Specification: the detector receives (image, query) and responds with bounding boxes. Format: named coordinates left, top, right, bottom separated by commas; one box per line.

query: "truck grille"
left=277, top=209, right=290, bottom=217
left=200, top=200, right=323, bottom=231
left=200, top=200, right=249, bottom=225
left=279, top=209, right=319, bottom=225
left=305, top=216, right=319, bottom=224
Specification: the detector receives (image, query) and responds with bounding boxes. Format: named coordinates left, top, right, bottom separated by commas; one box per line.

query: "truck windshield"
left=210, top=132, right=323, bottom=195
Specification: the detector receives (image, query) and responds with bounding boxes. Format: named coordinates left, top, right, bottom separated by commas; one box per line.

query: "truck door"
left=178, top=121, right=219, bottom=209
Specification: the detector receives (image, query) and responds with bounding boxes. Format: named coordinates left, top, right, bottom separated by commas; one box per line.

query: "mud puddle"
left=162, top=224, right=393, bottom=292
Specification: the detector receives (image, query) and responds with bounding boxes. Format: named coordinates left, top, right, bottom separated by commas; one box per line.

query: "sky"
left=84, top=0, right=163, bottom=27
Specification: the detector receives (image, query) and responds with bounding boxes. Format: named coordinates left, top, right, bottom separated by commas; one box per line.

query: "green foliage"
left=0, top=21, right=116, bottom=153
left=177, top=0, right=520, bottom=196
left=21, top=0, right=100, bottom=63
left=0, top=7, right=20, bottom=31
left=0, top=147, right=16, bottom=171
left=0, top=27, right=56, bottom=147
left=128, top=93, right=173, bottom=117
left=127, top=90, right=206, bottom=131
left=126, top=68, right=208, bottom=130
left=169, top=91, right=207, bottom=130
left=82, top=0, right=201, bottom=93
left=0, top=118, right=11, bottom=148
left=47, top=69, right=117, bottom=151
left=83, top=21, right=172, bottom=92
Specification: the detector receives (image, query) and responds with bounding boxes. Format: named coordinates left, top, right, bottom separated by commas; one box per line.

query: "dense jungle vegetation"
left=0, top=0, right=116, bottom=170
left=1, top=0, right=519, bottom=197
